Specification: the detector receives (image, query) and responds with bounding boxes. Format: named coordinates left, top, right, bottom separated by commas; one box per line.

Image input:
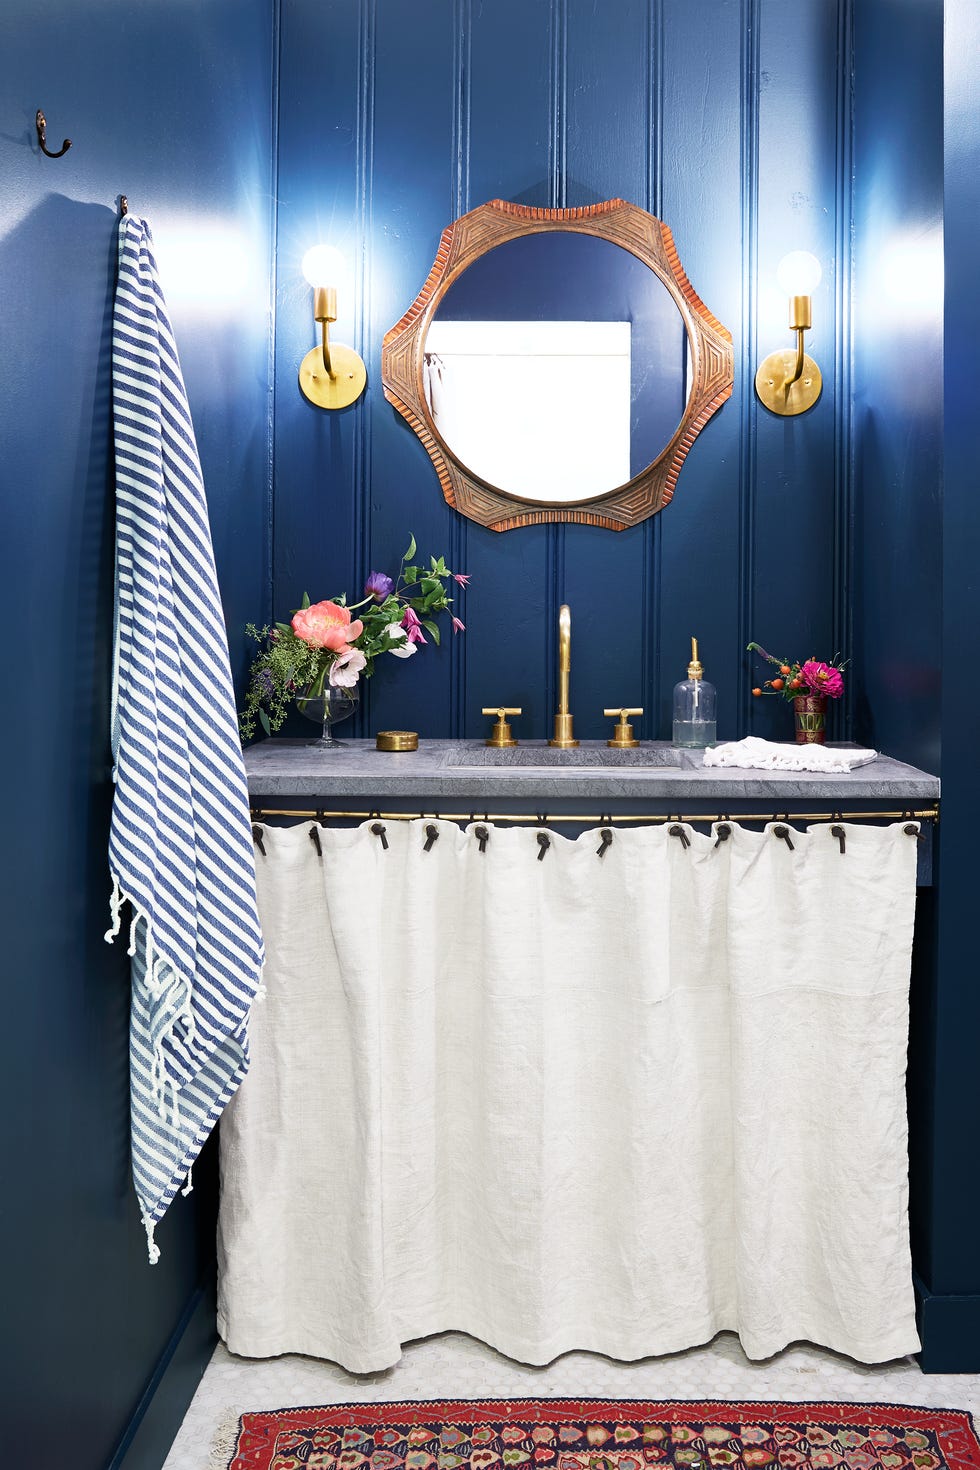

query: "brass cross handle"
left=603, top=707, right=644, bottom=749
left=481, top=706, right=522, bottom=748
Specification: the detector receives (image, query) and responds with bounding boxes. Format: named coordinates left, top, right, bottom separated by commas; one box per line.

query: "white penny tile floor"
left=162, top=1331, right=980, bottom=1470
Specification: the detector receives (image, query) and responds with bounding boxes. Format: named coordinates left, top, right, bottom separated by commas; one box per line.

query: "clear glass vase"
left=295, top=685, right=359, bottom=747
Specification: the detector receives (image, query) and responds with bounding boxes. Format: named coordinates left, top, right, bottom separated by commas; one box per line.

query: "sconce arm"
left=320, top=319, right=335, bottom=380
left=786, top=327, right=806, bottom=390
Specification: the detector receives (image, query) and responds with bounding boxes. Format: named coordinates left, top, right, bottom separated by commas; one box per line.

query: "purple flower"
left=253, top=667, right=276, bottom=700
left=453, top=572, right=471, bottom=586
left=365, top=570, right=394, bottom=599
left=451, top=615, right=465, bottom=633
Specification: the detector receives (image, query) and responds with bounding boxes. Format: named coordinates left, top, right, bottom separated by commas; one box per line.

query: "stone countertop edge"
left=243, top=739, right=940, bottom=802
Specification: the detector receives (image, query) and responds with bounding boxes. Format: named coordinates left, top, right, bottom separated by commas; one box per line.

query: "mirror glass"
left=422, top=232, right=688, bottom=504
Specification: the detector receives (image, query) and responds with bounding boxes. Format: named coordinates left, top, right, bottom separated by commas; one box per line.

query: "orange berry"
left=780, top=664, right=791, bottom=675
left=752, top=687, right=762, bottom=697
left=771, top=677, right=784, bottom=690
left=790, top=678, right=802, bottom=689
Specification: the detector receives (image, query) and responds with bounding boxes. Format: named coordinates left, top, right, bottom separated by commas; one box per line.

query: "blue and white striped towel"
left=106, top=214, right=265, bottom=1262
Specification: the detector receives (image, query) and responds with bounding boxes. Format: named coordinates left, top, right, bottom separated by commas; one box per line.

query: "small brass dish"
left=376, top=730, right=419, bottom=752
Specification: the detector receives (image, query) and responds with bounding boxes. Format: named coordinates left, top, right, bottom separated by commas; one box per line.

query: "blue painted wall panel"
left=657, top=0, right=744, bottom=739
left=931, top=0, right=980, bottom=1298
left=851, top=0, right=946, bottom=1314
left=0, top=1, right=275, bottom=1463
left=273, top=0, right=855, bottom=752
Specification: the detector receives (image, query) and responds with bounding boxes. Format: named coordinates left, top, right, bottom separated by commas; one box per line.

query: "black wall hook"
left=36, top=109, right=71, bottom=158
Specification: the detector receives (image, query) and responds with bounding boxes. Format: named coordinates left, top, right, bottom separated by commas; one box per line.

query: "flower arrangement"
left=239, top=535, right=468, bottom=740
left=747, top=642, right=847, bottom=701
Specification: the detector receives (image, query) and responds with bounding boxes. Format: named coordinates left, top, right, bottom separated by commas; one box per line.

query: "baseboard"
left=914, top=1272, right=980, bottom=1372
left=109, top=1274, right=219, bottom=1470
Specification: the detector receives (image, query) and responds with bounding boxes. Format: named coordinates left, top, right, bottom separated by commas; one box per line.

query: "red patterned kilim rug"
left=227, top=1398, right=980, bottom=1470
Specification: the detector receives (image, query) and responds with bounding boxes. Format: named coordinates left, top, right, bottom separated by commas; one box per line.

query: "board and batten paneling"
left=273, top=0, right=855, bottom=747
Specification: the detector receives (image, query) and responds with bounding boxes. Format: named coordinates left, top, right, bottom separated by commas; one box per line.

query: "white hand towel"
left=703, top=736, right=878, bottom=774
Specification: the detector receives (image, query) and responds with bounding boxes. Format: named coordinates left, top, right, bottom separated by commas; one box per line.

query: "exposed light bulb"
left=302, top=244, right=347, bottom=288
left=776, top=250, right=822, bottom=297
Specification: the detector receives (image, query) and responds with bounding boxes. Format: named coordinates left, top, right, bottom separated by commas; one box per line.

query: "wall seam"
left=353, top=0, right=377, bottom=735
left=643, top=0, right=665, bottom=738
left=738, top=0, right=761, bottom=728
left=834, top=0, right=856, bottom=740
left=546, top=0, right=569, bottom=710
left=265, top=0, right=283, bottom=629
left=450, top=0, right=472, bottom=739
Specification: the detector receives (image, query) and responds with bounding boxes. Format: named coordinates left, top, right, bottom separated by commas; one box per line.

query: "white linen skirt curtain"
left=217, top=818, right=921, bottom=1371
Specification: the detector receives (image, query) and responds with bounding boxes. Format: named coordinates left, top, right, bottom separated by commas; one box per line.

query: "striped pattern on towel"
left=106, top=214, right=264, bottom=1261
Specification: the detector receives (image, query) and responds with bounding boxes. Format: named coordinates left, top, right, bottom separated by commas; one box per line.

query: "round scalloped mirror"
left=382, top=198, right=733, bottom=533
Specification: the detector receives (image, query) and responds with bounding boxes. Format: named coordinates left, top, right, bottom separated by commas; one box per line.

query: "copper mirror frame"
left=381, top=198, right=733, bottom=533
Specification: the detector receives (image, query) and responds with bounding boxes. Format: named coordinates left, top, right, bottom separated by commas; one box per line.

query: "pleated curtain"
left=217, top=818, right=920, bottom=1371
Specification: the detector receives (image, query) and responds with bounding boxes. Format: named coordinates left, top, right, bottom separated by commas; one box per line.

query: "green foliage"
left=238, top=536, right=467, bottom=743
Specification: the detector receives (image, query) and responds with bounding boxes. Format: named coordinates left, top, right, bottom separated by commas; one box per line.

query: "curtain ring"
left=668, top=824, right=690, bottom=849
left=830, top=824, right=846, bottom=854
left=596, top=828, right=614, bottom=859
left=371, top=822, right=389, bottom=850
left=773, top=824, right=795, bottom=851
left=424, top=823, right=439, bottom=852
left=536, top=832, right=551, bottom=861
left=474, top=825, right=490, bottom=853
left=714, top=822, right=732, bottom=848
left=251, top=824, right=266, bottom=857
left=904, top=823, right=921, bottom=839
left=309, top=825, right=322, bottom=858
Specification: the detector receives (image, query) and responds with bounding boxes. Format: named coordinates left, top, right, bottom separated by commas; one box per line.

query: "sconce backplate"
left=755, top=349, right=822, bottom=416
left=299, top=344, right=367, bottom=409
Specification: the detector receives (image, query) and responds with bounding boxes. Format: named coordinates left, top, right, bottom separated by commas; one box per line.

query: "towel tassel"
left=104, top=874, right=123, bottom=942
left=142, top=1215, right=161, bottom=1266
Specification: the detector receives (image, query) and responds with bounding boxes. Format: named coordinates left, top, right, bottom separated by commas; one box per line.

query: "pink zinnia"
left=291, top=600, right=363, bottom=651
left=801, top=659, right=844, bottom=699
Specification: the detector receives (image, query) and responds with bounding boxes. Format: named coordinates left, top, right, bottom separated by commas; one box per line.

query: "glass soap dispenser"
left=672, top=637, right=717, bottom=748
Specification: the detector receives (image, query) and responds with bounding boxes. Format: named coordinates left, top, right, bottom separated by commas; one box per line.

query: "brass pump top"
left=687, top=636, right=704, bottom=682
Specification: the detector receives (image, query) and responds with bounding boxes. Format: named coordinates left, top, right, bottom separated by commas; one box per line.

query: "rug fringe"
left=210, top=1411, right=244, bottom=1470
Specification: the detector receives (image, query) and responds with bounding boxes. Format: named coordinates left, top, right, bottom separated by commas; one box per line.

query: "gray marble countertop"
left=244, top=738, right=940, bottom=806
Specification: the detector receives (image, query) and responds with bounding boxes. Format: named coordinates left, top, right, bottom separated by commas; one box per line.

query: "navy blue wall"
left=852, top=0, right=943, bottom=772
left=272, top=0, right=854, bottom=747
left=0, top=1, right=275, bottom=1464
left=911, top=0, right=980, bottom=1370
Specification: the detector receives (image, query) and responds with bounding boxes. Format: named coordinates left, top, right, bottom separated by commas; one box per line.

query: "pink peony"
left=291, top=600, right=363, bottom=650
left=328, top=646, right=367, bottom=687
left=801, top=659, right=844, bottom=699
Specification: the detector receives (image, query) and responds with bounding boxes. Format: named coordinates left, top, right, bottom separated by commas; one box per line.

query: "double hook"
left=35, top=109, right=71, bottom=159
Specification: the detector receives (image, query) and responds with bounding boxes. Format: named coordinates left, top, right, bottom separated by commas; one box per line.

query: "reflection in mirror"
left=422, top=232, right=687, bottom=504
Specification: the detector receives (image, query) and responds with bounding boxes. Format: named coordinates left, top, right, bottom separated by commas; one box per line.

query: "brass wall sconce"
left=298, top=245, right=367, bottom=409
left=755, top=251, right=823, bottom=416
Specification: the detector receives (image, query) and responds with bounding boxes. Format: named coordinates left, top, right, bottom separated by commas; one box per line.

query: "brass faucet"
left=548, top=603, right=579, bottom=748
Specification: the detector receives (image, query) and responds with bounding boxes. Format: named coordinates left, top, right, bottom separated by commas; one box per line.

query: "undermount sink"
left=444, top=741, right=684, bottom=768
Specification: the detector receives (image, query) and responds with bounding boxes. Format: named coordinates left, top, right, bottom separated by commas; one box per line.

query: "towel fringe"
left=142, top=1214, right=161, bottom=1266
left=104, top=873, right=123, bottom=942
left=107, top=887, right=197, bottom=1131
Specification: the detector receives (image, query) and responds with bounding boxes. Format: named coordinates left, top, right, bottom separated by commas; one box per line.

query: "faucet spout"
left=549, top=603, right=579, bottom=748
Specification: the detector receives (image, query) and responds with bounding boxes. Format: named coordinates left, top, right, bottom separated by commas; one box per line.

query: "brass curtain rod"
left=251, top=807, right=939, bottom=825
